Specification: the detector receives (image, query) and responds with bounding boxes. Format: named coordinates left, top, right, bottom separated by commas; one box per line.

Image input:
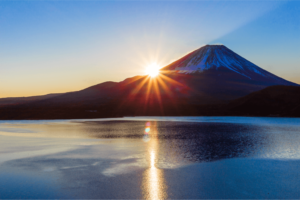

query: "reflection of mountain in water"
left=80, top=121, right=267, bottom=163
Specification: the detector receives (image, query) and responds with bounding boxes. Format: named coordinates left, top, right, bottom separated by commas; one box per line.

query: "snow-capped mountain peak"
left=163, top=45, right=280, bottom=81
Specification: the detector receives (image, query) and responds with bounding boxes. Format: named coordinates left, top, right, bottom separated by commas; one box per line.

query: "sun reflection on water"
left=142, top=121, right=167, bottom=200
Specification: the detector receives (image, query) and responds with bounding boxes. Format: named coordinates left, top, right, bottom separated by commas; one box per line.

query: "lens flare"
left=143, top=122, right=151, bottom=142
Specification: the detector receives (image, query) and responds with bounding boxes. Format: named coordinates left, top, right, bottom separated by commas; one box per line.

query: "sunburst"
left=145, top=63, right=160, bottom=78
left=117, top=66, right=188, bottom=116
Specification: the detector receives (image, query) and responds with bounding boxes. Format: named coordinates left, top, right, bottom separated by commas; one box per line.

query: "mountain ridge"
left=163, top=45, right=294, bottom=86
left=0, top=44, right=298, bottom=119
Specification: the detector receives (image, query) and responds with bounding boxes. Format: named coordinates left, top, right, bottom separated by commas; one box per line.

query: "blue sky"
left=0, top=0, right=299, bottom=97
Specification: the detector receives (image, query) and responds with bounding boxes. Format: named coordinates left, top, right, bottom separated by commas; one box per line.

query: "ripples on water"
left=74, top=121, right=267, bottom=163
left=1, top=117, right=300, bottom=199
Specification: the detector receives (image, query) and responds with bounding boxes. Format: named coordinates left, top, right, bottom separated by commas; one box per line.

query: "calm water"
left=1, top=117, right=300, bottom=199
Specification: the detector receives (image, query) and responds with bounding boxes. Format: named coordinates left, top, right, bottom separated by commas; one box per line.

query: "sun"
left=145, top=63, right=160, bottom=78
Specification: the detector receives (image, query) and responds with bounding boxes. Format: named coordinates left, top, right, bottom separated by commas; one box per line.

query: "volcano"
left=157, top=44, right=297, bottom=103
left=155, top=45, right=297, bottom=104
left=163, top=44, right=293, bottom=84
left=0, top=44, right=298, bottom=119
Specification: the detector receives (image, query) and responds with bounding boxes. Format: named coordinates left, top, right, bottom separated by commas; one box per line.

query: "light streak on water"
left=142, top=121, right=167, bottom=199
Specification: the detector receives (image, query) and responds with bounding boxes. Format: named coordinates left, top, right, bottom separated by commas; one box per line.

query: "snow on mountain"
left=163, top=45, right=289, bottom=83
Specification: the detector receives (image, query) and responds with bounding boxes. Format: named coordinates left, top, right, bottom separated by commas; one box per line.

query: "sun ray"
left=116, top=76, right=150, bottom=113
left=131, top=76, right=151, bottom=95
left=144, top=78, right=154, bottom=113
left=113, top=63, right=195, bottom=116
left=156, top=76, right=173, bottom=96
left=152, top=78, right=164, bottom=115
left=155, top=75, right=179, bottom=108
left=159, top=73, right=185, bottom=87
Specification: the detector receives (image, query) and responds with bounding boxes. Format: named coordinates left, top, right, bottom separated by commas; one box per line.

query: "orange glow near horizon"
left=116, top=66, right=189, bottom=116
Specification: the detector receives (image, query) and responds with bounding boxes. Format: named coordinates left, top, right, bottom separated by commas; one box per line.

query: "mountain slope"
left=163, top=45, right=294, bottom=85
left=160, top=44, right=297, bottom=102
left=227, top=85, right=300, bottom=117
left=0, top=93, right=62, bottom=107
left=0, top=44, right=298, bottom=119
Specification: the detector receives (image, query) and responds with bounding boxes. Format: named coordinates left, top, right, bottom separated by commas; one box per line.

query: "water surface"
left=1, top=117, right=300, bottom=199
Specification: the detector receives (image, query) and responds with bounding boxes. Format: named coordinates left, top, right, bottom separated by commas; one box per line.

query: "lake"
left=1, top=116, right=300, bottom=199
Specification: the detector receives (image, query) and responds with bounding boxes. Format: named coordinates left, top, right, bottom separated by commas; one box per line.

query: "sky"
left=0, top=0, right=299, bottom=98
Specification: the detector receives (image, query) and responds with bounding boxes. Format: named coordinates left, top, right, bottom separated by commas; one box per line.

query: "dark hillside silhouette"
left=0, top=45, right=298, bottom=119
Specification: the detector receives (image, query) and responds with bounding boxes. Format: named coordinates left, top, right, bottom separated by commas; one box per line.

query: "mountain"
left=161, top=44, right=296, bottom=101
left=227, top=85, right=300, bottom=117
left=0, top=93, right=62, bottom=107
left=163, top=44, right=291, bottom=84
left=0, top=44, right=298, bottom=119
